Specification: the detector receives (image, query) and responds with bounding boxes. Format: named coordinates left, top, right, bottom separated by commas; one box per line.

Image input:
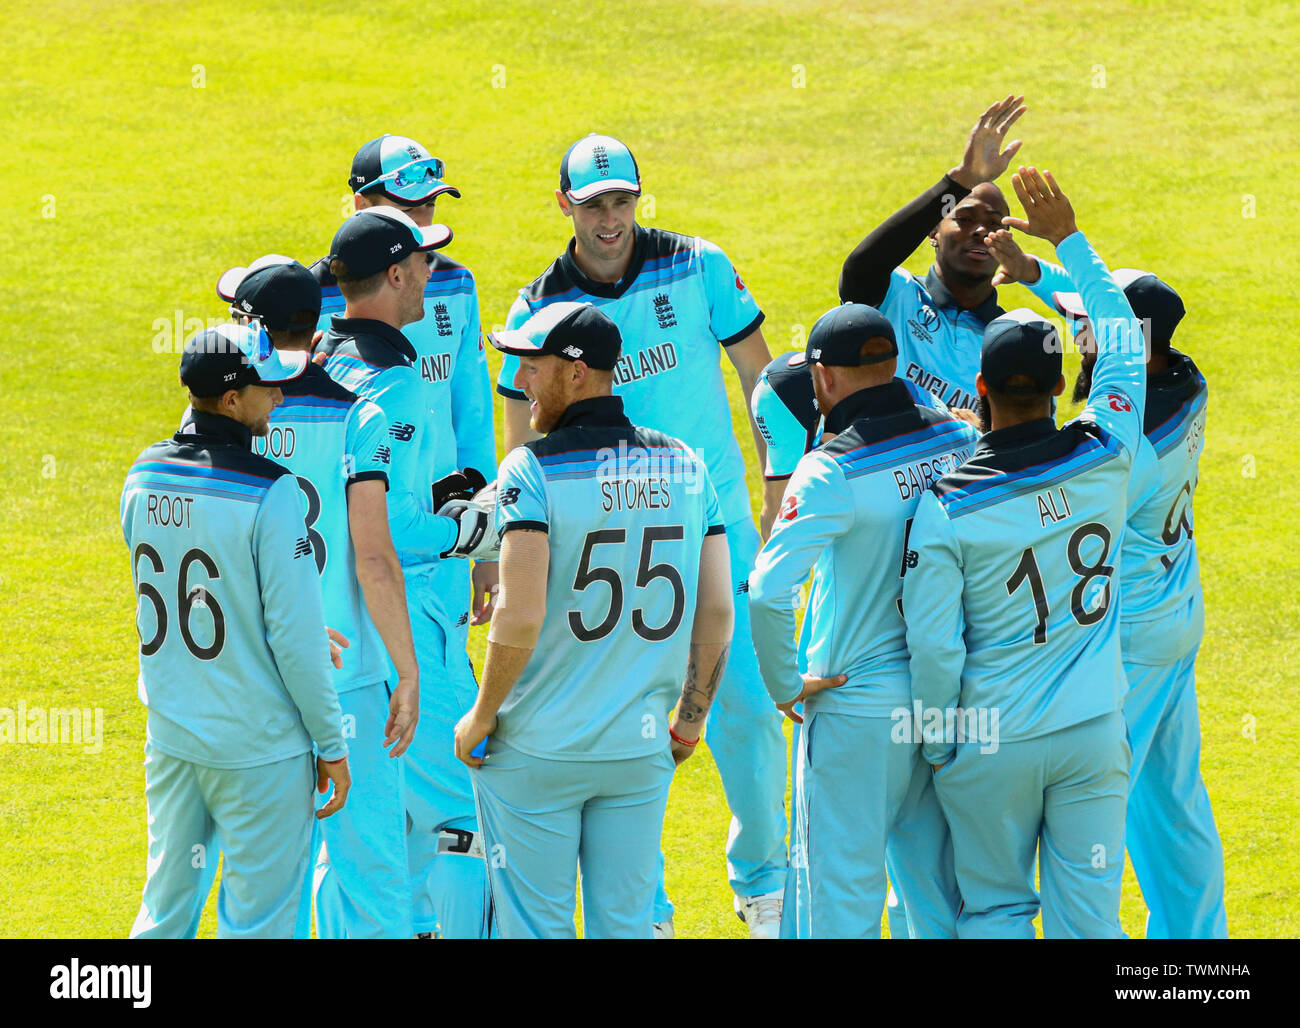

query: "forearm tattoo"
left=677, top=644, right=728, bottom=725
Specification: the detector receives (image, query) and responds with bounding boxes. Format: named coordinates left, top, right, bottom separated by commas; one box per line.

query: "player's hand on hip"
left=384, top=675, right=420, bottom=758
left=986, top=228, right=1041, bottom=286
left=326, top=627, right=350, bottom=670
left=315, top=755, right=351, bottom=818
left=454, top=708, right=497, bottom=769
left=1003, top=166, right=1079, bottom=246
left=951, top=95, right=1026, bottom=188
left=470, top=560, right=499, bottom=625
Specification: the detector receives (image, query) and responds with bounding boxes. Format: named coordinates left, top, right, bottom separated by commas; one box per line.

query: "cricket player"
left=494, top=134, right=786, bottom=936
left=839, top=96, right=1027, bottom=412
left=749, top=304, right=977, bottom=938
left=903, top=167, right=1144, bottom=938
left=750, top=347, right=952, bottom=938
left=216, top=255, right=421, bottom=938
left=315, top=206, right=498, bottom=938
left=985, top=235, right=1227, bottom=937
left=454, top=302, right=734, bottom=938
left=123, top=323, right=350, bottom=938
left=316, top=136, right=498, bottom=938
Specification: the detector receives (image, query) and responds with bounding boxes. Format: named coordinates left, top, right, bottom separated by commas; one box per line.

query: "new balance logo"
left=374, top=445, right=392, bottom=464
left=561, top=345, right=583, bottom=359
left=736, top=580, right=750, bottom=595
left=433, top=302, right=453, bottom=337
left=389, top=422, right=415, bottom=441
left=456, top=613, right=469, bottom=628
left=499, top=486, right=521, bottom=506
left=653, top=293, right=676, bottom=329
left=903, top=549, right=918, bottom=570
left=293, top=537, right=312, bottom=559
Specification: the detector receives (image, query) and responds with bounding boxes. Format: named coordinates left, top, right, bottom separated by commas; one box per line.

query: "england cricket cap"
left=981, top=308, right=1064, bottom=395
left=329, top=207, right=451, bottom=280
left=350, top=134, right=461, bottom=205
left=488, top=302, right=622, bottom=371
left=216, top=256, right=321, bottom=332
left=805, top=303, right=898, bottom=366
left=179, top=323, right=308, bottom=397
left=1051, top=268, right=1186, bottom=343
left=559, top=134, right=641, bottom=204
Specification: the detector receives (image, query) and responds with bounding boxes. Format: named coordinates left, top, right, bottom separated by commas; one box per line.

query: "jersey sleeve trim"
left=503, top=520, right=548, bottom=534
left=763, top=472, right=793, bottom=482
left=497, top=383, right=527, bottom=400
left=719, top=311, right=765, bottom=347
left=705, top=523, right=727, bottom=537
left=347, top=470, right=389, bottom=489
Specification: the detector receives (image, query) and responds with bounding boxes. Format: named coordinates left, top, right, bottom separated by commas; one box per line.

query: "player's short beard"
left=1072, top=363, right=1093, bottom=405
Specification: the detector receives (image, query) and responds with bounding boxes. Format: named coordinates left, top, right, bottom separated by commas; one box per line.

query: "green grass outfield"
left=1, top=0, right=1297, bottom=939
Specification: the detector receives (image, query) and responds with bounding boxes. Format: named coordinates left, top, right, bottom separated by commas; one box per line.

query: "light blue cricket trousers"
left=935, top=710, right=1130, bottom=939
left=313, top=680, right=412, bottom=938
left=131, top=743, right=314, bottom=939
left=404, top=566, right=493, bottom=939
left=654, top=515, right=789, bottom=923
left=473, top=740, right=676, bottom=939
left=1122, top=604, right=1227, bottom=939
left=791, top=710, right=959, bottom=938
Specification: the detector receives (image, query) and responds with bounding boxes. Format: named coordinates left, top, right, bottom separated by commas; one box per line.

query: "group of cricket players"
left=120, top=95, right=1228, bottom=939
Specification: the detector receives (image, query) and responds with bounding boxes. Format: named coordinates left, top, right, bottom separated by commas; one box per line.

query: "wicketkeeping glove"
left=431, top=467, right=488, bottom=511
left=438, top=480, right=501, bottom=561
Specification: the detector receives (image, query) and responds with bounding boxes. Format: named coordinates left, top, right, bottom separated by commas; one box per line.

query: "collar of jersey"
left=178, top=410, right=253, bottom=450
left=559, top=225, right=650, bottom=299
left=325, top=315, right=417, bottom=365
left=550, top=394, right=631, bottom=432
left=924, top=266, right=1004, bottom=323
left=973, top=416, right=1057, bottom=457
left=1149, top=348, right=1197, bottom=395
left=822, top=379, right=914, bottom=436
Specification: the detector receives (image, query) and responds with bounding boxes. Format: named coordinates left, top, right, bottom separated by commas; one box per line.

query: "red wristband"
left=668, top=725, right=698, bottom=747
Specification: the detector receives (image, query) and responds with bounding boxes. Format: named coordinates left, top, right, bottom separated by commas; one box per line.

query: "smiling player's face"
left=931, top=184, right=1010, bottom=285
left=514, top=354, right=574, bottom=434
left=561, top=190, right=638, bottom=282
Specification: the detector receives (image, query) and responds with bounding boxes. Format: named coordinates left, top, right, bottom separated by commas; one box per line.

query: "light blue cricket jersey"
left=493, top=395, right=726, bottom=761
left=495, top=226, right=764, bottom=527
left=318, top=252, right=496, bottom=479
left=751, top=349, right=952, bottom=480
left=253, top=363, right=393, bottom=694
left=881, top=267, right=1004, bottom=411
left=121, top=410, right=346, bottom=768
left=315, top=316, right=458, bottom=569
left=903, top=232, right=1147, bottom=762
left=1024, top=260, right=1209, bottom=650
left=749, top=381, right=980, bottom=713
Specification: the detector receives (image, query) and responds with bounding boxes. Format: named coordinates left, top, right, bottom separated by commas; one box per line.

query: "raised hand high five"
left=950, top=95, right=1027, bottom=189
left=1003, top=166, right=1080, bottom=247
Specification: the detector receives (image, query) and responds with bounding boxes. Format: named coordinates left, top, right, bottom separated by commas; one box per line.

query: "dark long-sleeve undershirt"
left=838, top=174, right=972, bottom=307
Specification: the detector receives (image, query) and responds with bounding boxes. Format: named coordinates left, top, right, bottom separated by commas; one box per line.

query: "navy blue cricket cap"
left=329, top=207, right=452, bottom=280
left=489, top=302, right=622, bottom=371
left=350, top=134, right=460, bottom=205
left=805, top=303, right=898, bottom=366
left=981, top=309, right=1064, bottom=395
left=216, top=256, right=321, bottom=332
left=559, top=134, right=641, bottom=204
left=179, top=323, right=307, bottom=398
left=1052, top=268, right=1185, bottom=344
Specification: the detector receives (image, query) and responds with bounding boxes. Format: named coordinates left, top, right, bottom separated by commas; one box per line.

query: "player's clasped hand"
left=775, top=671, right=849, bottom=724
left=316, top=755, right=351, bottom=819
left=453, top=707, right=497, bottom=769
left=986, top=228, right=1039, bottom=287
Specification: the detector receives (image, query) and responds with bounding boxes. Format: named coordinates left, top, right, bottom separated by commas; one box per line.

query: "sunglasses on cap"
left=366, top=157, right=447, bottom=193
